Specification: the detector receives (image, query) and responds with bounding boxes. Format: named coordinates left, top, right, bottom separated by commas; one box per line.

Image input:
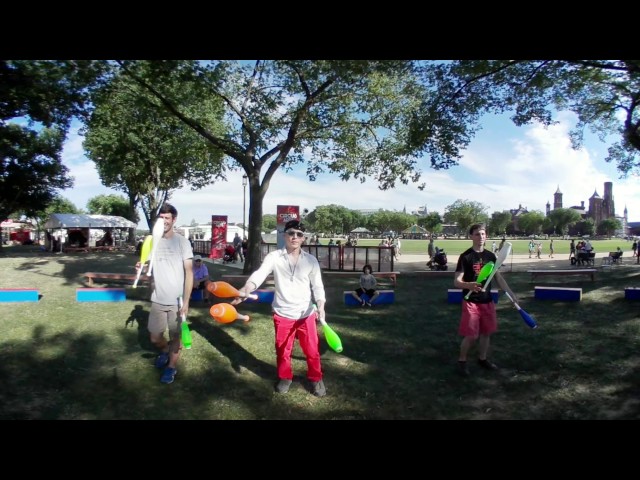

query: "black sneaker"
left=457, top=361, right=470, bottom=377
left=275, top=379, right=292, bottom=394
left=478, top=359, right=499, bottom=370
left=311, top=379, right=326, bottom=397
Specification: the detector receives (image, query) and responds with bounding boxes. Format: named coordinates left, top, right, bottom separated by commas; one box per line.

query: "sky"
left=60, top=110, right=639, bottom=229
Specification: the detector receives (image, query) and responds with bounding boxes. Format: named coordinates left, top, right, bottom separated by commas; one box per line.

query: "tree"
left=87, top=194, right=136, bottom=221
left=488, top=211, right=512, bottom=237
left=597, top=218, right=622, bottom=238
left=83, top=64, right=227, bottom=231
left=546, top=208, right=582, bottom=236
left=443, top=200, right=489, bottom=237
left=437, top=60, right=640, bottom=177
left=0, top=60, right=104, bottom=249
left=418, top=211, right=442, bottom=233
left=261, top=214, right=277, bottom=232
left=517, top=211, right=546, bottom=236
left=114, top=60, right=486, bottom=273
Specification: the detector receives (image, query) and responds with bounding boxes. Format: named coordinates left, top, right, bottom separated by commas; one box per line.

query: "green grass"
left=354, top=238, right=635, bottom=256
left=1, top=245, right=640, bottom=419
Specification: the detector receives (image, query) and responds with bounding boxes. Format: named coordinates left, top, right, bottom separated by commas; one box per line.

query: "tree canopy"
left=113, top=60, right=488, bottom=272
left=0, top=60, right=104, bottom=232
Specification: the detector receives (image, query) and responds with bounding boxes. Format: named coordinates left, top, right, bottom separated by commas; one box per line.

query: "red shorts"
left=458, top=301, right=497, bottom=337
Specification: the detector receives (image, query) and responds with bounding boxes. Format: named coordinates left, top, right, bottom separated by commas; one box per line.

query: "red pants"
left=273, top=311, right=323, bottom=382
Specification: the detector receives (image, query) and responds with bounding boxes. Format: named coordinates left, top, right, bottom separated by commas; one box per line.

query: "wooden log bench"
left=221, top=274, right=275, bottom=287
left=447, top=289, right=499, bottom=304
left=527, top=269, right=597, bottom=282
left=83, top=272, right=150, bottom=287
left=323, top=271, right=400, bottom=288
left=413, top=270, right=455, bottom=277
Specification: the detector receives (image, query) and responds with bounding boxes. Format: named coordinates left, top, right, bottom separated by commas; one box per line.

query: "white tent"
left=44, top=214, right=137, bottom=251
left=44, top=214, right=136, bottom=230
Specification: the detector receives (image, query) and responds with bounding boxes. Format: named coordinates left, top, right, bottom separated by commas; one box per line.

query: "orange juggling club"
left=207, top=281, right=258, bottom=300
left=210, top=303, right=251, bottom=324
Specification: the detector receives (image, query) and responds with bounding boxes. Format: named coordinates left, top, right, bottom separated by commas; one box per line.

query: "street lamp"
left=242, top=174, right=248, bottom=239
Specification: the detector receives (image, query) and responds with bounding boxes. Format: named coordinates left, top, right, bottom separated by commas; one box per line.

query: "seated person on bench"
left=192, top=255, right=211, bottom=303
left=351, top=264, right=380, bottom=307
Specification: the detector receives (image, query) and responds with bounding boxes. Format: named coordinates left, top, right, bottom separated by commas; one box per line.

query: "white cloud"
left=59, top=114, right=640, bottom=227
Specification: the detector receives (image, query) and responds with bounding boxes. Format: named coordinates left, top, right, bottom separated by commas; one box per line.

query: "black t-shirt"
left=455, top=247, right=497, bottom=304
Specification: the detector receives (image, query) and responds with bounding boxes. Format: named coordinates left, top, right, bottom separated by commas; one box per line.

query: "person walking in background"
left=548, top=239, right=554, bottom=258
left=528, top=239, right=535, bottom=258
left=428, top=237, right=435, bottom=260
left=632, top=240, right=637, bottom=257
left=136, top=203, right=194, bottom=385
left=570, top=239, right=576, bottom=260
left=351, top=264, right=380, bottom=307
left=232, top=219, right=328, bottom=397
left=454, top=223, right=519, bottom=377
left=233, top=232, right=243, bottom=262
left=536, top=242, right=542, bottom=259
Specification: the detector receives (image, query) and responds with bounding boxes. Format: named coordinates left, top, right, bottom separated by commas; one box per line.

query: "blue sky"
left=60, top=110, right=639, bottom=228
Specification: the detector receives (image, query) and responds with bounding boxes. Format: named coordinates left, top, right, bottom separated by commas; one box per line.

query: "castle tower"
left=554, top=185, right=563, bottom=210
left=546, top=200, right=551, bottom=216
left=602, top=181, right=615, bottom=219
left=589, top=189, right=603, bottom=225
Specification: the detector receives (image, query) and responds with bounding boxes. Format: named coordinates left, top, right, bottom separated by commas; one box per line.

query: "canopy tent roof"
left=350, top=227, right=371, bottom=233
left=402, top=224, right=427, bottom=234
left=44, top=214, right=136, bottom=230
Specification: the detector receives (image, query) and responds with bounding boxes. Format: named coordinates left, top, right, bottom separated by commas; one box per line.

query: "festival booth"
left=43, top=214, right=137, bottom=252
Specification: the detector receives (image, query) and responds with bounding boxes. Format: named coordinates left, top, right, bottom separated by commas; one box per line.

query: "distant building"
left=545, top=181, right=628, bottom=236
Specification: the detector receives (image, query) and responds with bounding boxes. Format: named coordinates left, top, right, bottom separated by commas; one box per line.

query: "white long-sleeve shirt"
left=247, top=247, right=326, bottom=320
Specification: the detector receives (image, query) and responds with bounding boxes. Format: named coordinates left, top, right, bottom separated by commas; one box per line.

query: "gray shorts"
left=148, top=302, right=180, bottom=341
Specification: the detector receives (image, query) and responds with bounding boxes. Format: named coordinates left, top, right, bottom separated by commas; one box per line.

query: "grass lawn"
left=1, top=245, right=640, bottom=419
left=355, top=238, right=636, bottom=257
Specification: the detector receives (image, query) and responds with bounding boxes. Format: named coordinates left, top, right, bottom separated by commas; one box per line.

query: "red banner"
left=210, top=215, right=228, bottom=259
left=276, top=205, right=299, bottom=249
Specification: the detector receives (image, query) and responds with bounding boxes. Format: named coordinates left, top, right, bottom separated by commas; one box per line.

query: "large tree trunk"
left=243, top=183, right=265, bottom=274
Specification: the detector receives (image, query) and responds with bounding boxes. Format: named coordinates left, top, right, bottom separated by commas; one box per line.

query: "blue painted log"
left=76, top=288, right=126, bottom=302
left=344, top=290, right=395, bottom=306
left=190, top=289, right=205, bottom=301
left=0, top=289, right=39, bottom=302
left=244, top=289, right=275, bottom=303
left=624, top=287, right=640, bottom=300
left=447, top=289, right=499, bottom=304
left=534, top=286, right=582, bottom=301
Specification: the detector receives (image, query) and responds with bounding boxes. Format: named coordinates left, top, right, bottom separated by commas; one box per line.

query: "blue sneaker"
left=154, top=352, right=169, bottom=369
left=160, top=367, right=177, bottom=384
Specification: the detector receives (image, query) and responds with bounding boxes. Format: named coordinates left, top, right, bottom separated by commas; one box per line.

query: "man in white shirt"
left=233, top=219, right=328, bottom=397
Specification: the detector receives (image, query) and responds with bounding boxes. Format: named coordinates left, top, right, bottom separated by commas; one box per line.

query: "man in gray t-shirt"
left=137, top=203, right=194, bottom=385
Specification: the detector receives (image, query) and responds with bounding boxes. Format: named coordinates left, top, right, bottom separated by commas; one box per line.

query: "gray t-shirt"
left=151, top=234, right=193, bottom=306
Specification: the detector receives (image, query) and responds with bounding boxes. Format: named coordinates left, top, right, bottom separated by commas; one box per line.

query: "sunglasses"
left=286, top=231, right=305, bottom=238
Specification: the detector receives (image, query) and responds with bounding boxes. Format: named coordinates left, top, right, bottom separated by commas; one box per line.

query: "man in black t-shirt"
left=454, top=223, right=518, bottom=377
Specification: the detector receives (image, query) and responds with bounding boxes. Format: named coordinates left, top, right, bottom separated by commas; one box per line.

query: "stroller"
left=427, top=249, right=448, bottom=271
left=223, top=244, right=236, bottom=263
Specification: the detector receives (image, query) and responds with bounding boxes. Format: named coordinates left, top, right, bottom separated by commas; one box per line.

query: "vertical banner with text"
left=210, top=215, right=228, bottom=260
left=276, top=205, right=300, bottom=249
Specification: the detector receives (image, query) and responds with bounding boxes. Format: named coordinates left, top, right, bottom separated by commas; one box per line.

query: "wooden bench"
left=527, top=269, right=597, bottom=282
left=83, top=272, right=150, bottom=287
left=413, top=270, right=455, bottom=277
left=323, top=271, right=400, bottom=287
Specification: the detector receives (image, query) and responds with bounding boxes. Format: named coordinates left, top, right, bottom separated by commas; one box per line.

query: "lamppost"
left=242, top=174, right=248, bottom=239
